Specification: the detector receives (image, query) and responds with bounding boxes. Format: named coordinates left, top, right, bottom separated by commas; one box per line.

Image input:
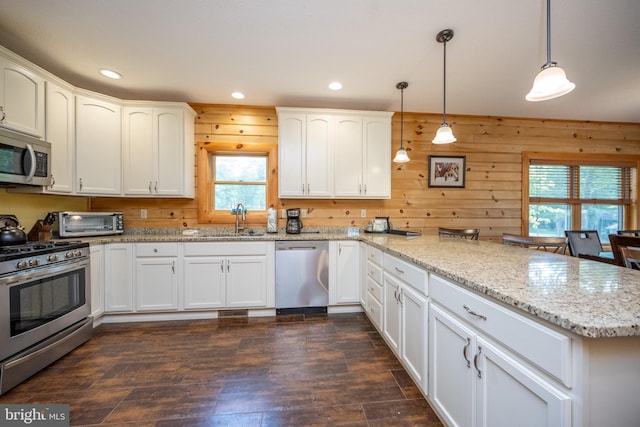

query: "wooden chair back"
left=564, top=230, right=603, bottom=256
left=609, top=234, right=640, bottom=270
left=502, top=233, right=567, bottom=254
left=438, top=227, right=480, bottom=240
left=617, top=230, right=640, bottom=237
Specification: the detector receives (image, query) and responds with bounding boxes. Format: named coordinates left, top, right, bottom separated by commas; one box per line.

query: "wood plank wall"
left=90, top=104, right=640, bottom=241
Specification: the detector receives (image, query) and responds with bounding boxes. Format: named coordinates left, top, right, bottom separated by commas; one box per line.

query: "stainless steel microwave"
left=53, top=211, right=124, bottom=238
left=0, top=127, right=51, bottom=187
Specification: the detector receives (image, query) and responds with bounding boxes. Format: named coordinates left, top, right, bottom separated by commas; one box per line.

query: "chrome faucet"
left=235, top=203, right=246, bottom=233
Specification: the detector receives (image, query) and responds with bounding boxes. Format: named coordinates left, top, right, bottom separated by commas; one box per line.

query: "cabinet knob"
left=0, top=106, right=5, bottom=122
left=153, top=248, right=158, bottom=253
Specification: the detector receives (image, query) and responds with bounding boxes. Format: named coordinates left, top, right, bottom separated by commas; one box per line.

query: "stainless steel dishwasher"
left=275, top=240, right=329, bottom=315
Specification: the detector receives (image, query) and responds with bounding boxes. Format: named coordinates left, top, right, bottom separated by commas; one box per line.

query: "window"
left=524, top=153, right=638, bottom=243
left=197, top=142, right=277, bottom=224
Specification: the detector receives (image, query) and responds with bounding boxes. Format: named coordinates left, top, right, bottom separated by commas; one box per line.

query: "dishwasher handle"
left=277, top=246, right=317, bottom=251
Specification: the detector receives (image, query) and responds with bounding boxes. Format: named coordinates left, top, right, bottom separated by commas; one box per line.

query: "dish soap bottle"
left=267, top=206, right=277, bottom=233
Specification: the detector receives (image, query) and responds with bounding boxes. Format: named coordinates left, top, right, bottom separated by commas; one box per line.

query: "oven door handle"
left=0, top=259, right=89, bottom=287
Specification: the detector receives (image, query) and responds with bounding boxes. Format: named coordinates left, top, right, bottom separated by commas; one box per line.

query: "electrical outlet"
left=300, top=209, right=307, bottom=218
left=140, top=209, right=147, bottom=219
left=361, top=209, right=366, bottom=218
left=280, top=209, right=287, bottom=219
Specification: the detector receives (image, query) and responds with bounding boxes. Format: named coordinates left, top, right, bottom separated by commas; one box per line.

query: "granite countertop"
left=82, top=230, right=640, bottom=338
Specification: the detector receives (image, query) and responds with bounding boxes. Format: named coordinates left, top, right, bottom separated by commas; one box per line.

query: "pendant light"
left=393, top=81, right=410, bottom=163
left=526, top=0, right=575, bottom=101
left=433, top=29, right=456, bottom=144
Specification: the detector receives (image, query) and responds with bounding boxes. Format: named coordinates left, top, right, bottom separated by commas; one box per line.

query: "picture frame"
left=428, top=155, right=466, bottom=188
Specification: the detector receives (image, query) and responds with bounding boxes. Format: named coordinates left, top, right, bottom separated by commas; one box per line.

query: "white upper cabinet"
left=277, top=110, right=333, bottom=197
left=45, top=81, right=74, bottom=193
left=0, top=56, right=45, bottom=137
left=75, top=93, right=122, bottom=195
left=123, top=104, right=195, bottom=197
left=277, top=107, right=392, bottom=199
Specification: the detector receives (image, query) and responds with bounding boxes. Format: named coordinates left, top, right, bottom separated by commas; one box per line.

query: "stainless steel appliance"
left=0, top=127, right=51, bottom=187
left=0, top=240, right=93, bottom=395
left=275, top=240, right=328, bottom=315
left=53, top=211, right=124, bottom=238
left=285, top=208, right=303, bottom=234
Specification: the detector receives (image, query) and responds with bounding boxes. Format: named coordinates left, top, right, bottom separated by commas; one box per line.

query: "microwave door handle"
left=23, top=143, right=37, bottom=182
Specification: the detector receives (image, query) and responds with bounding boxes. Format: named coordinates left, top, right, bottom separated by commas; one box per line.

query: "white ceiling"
left=0, top=0, right=639, bottom=123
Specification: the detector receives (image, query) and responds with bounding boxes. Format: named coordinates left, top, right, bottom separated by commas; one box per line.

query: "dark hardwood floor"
left=0, top=313, right=444, bottom=426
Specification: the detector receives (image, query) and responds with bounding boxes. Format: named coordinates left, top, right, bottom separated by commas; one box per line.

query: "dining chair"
left=438, top=227, right=480, bottom=240
left=609, top=234, right=640, bottom=270
left=502, top=233, right=567, bottom=254
left=564, top=230, right=603, bottom=257
left=617, top=230, right=640, bottom=237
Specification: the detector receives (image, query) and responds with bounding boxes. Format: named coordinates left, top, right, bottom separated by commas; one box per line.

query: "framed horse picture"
left=428, top=155, right=466, bottom=188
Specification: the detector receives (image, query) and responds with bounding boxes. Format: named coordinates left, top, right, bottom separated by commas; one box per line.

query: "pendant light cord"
left=545, top=0, right=552, bottom=67
left=400, top=86, right=404, bottom=148
left=443, top=39, right=447, bottom=124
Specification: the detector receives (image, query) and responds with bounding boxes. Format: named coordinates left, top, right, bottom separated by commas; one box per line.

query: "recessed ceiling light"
left=231, top=92, right=245, bottom=99
left=329, top=82, right=342, bottom=90
left=99, top=69, right=122, bottom=79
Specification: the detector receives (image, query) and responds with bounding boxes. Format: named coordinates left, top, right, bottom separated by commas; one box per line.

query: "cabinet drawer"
left=136, top=242, right=178, bottom=257
left=366, top=260, right=383, bottom=284
left=183, top=241, right=269, bottom=256
left=366, top=245, right=382, bottom=266
left=366, top=291, right=383, bottom=331
left=383, top=253, right=427, bottom=296
left=430, top=274, right=572, bottom=387
left=366, top=276, right=383, bottom=303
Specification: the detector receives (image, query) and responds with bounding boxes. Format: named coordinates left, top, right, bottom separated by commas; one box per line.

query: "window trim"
left=522, top=152, right=640, bottom=236
left=197, top=141, right=278, bottom=224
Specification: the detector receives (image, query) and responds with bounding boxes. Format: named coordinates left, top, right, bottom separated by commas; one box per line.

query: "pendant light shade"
left=526, top=0, right=575, bottom=101
left=393, top=81, right=410, bottom=163
left=433, top=29, right=456, bottom=144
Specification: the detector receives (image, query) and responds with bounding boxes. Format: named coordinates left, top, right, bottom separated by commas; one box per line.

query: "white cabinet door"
left=359, top=242, right=367, bottom=307
left=333, top=116, right=363, bottom=197
left=136, top=257, right=178, bottom=311
left=226, top=256, right=267, bottom=307
left=122, top=107, right=154, bottom=195
left=383, top=272, right=402, bottom=355
left=104, top=244, right=134, bottom=312
left=277, top=113, right=305, bottom=197
left=429, top=303, right=475, bottom=427
left=305, top=114, right=333, bottom=197
left=90, top=244, right=104, bottom=319
left=45, top=81, right=74, bottom=193
left=476, top=338, right=571, bottom=427
left=155, top=107, right=186, bottom=196
left=75, top=94, right=122, bottom=195
left=401, top=284, right=429, bottom=393
left=363, top=116, right=391, bottom=198
left=0, top=57, right=45, bottom=137
left=329, top=240, right=360, bottom=304
left=183, top=256, right=225, bottom=309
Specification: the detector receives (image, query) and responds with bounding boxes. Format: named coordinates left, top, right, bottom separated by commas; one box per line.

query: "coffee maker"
left=286, top=208, right=303, bottom=234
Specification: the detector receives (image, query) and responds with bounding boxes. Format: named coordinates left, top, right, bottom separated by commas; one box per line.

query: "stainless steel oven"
left=0, top=241, right=93, bottom=395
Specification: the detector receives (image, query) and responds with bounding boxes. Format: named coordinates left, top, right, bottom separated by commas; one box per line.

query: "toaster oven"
left=53, top=211, right=124, bottom=238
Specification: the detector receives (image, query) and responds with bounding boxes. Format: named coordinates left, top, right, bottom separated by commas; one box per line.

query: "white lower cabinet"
left=382, top=252, right=429, bottom=393
left=329, top=240, right=360, bottom=305
left=104, top=243, right=134, bottom=312
left=135, top=243, right=179, bottom=311
left=429, top=280, right=571, bottom=427
left=89, top=244, right=104, bottom=318
left=182, top=242, right=273, bottom=309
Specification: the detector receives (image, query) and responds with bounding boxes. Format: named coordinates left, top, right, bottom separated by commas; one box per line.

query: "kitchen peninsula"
left=87, top=231, right=640, bottom=427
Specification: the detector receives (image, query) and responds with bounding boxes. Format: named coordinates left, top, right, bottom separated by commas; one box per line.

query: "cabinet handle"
left=220, top=262, right=224, bottom=273
left=394, top=266, right=405, bottom=274
left=154, top=181, right=158, bottom=193
left=79, top=178, right=83, bottom=191
left=463, top=337, right=471, bottom=368
left=171, top=261, right=175, bottom=274
left=0, top=106, right=5, bottom=122
left=463, top=304, right=487, bottom=321
left=364, top=184, right=367, bottom=195
left=149, top=181, right=153, bottom=193
left=302, top=184, right=305, bottom=194
left=339, top=244, right=342, bottom=255
left=307, top=184, right=310, bottom=194
left=227, top=260, right=230, bottom=272
left=474, top=346, right=483, bottom=378
left=50, top=175, right=55, bottom=188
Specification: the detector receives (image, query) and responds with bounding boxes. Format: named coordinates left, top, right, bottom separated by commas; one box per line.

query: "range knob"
left=16, top=260, right=28, bottom=269
left=65, top=251, right=75, bottom=259
left=74, top=250, right=83, bottom=257
left=28, top=259, right=39, bottom=267
left=48, top=254, right=59, bottom=262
